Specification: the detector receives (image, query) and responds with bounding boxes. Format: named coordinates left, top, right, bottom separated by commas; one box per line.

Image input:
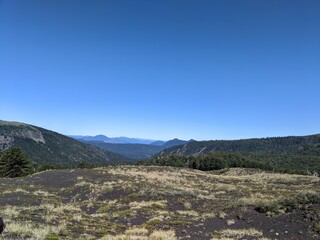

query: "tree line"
left=138, top=152, right=314, bottom=175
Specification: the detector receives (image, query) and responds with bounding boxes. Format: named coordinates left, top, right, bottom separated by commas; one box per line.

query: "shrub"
left=254, top=201, right=276, bottom=213
left=295, top=190, right=320, bottom=205
left=255, top=191, right=320, bottom=215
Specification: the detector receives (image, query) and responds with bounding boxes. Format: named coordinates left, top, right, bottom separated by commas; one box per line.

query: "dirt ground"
left=0, top=166, right=319, bottom=239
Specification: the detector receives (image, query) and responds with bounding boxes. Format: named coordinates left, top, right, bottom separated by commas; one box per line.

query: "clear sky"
left=0, top=0, right=319, bottom=140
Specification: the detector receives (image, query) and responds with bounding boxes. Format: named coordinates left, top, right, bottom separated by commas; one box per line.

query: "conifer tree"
left=0, top=148, right=33, bottom=178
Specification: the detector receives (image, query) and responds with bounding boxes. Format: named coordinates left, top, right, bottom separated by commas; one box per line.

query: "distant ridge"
left=79, top=140, right=162, bottom=160
left=79, top=138, right=192, bottom=160
left=70, top=135, right=159, bottom=144
left=150, top=140, right=166, bottom=146
left=0, top=120, right=130, bottom=166
left=71, top=134, right=111, bottom=142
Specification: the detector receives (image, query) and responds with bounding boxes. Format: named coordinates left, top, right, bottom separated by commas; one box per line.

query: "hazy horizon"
left=2, top=118, right=319, bottom=142
left=1, top=0, right=319, bottom=140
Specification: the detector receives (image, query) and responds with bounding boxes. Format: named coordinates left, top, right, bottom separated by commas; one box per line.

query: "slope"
left=161, top=135, right=320, bottom=156
left=0, top=120, right=130, bottom=166
left=158, top=135, right=320, bottom=173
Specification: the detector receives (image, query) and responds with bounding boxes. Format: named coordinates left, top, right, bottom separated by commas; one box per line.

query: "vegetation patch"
left=254, top=190, right=320, bottom=215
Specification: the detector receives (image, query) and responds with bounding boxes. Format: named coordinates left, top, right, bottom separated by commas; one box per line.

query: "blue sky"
left=0, top=0, right=319, bottom=140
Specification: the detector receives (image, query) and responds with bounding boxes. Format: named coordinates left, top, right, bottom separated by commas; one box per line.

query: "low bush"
left=255, top=190, right=320, bottom=215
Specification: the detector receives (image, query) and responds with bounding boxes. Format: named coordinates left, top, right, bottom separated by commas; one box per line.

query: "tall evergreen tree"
left=0, top=148, right=33, bottom=178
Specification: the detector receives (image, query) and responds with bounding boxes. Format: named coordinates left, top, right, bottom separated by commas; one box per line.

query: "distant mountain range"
left=77, top=138, right=190, bottom=159
left=0, top=120, right=130, bottom=166
left=70, top=135, right=159, bottom=145
left=2, top=119, right=319, bottom=173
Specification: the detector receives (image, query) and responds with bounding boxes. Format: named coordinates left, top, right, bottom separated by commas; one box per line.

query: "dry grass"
left=0, top=166, right=319, bottom=239
left=4, top=221, right=66, bottom=239
left=129, top=200, right=167, bottom=209
left=101, top=229, right=177, bottom=240
left=212, top=228, right=263, bottom=238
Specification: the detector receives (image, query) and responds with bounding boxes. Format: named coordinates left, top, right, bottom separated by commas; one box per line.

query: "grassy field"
left=0, top=166, right=319, bottom=239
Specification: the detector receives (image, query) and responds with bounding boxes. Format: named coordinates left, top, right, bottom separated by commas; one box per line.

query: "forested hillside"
left=0, top=120, right=130, bottom=167
left=155, top=135, right=320, bottom=174
left=161, top=135, right=320, bottom=156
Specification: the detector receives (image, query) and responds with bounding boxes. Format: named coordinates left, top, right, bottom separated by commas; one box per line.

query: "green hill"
left=0, top=120, right=130, bottom=167
left=161, top=135, right=320, bottom=155
left=157, top=135, right=320, bottom=174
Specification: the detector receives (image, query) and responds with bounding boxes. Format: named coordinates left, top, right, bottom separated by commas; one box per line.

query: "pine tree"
left=0, top=148, right=33, bottom=178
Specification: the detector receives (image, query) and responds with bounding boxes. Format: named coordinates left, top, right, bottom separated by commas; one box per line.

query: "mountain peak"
left=162, top=138, right=189, bottom=148
left=95, top=134, right=108, bottom=137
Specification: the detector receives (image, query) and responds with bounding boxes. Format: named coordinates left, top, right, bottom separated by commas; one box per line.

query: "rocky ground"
left=0, top=166, right=319, bottom=239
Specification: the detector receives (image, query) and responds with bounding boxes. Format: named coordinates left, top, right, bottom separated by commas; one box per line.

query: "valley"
left=1, top=120, right=320, bottom=239
left=2, top=0, right=318, bottom=239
